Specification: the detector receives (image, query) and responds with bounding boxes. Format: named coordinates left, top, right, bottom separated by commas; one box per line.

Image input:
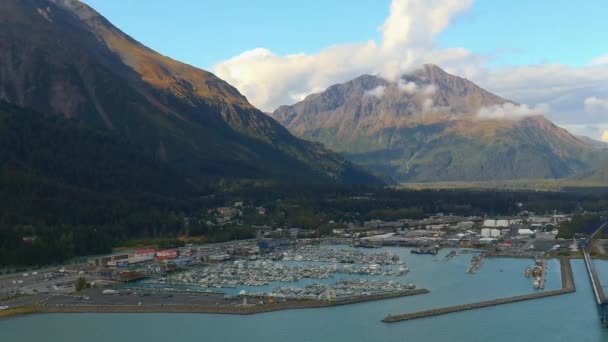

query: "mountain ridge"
left=272, top=65, right=603, bottom=182
left=0, top=0, right=384, bottom=186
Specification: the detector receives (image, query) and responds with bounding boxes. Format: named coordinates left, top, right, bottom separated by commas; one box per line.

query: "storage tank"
left=483, top=220, right=496, bottom=227
left=496, top=220, right=509, bottom=227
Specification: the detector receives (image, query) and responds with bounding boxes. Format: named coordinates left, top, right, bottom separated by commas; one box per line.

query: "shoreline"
left=1, top=252, right=587, bottom=321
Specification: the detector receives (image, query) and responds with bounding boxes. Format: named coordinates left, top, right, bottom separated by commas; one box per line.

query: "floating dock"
left=467, top=252, right=486, bottom=274
left=383, top=257, right=574, bottom=323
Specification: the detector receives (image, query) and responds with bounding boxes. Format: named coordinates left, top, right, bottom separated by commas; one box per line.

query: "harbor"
left=5, top=256, right=607, bottom=342
left=383, top=257, right=574, bottom=323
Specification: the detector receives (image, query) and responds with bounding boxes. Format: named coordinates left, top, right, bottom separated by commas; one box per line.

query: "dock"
left=383, top=257, right=574, bottom=323
left=581, top=222, right=608, bottom=326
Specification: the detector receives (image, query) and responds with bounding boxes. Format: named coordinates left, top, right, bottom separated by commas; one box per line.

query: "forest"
left=2, top=177, right=607, bottom=267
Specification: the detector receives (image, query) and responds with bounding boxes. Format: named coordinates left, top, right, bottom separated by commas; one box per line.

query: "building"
left=134, top=249, right=156, bottom=258
left=518, top=229, right=535, bottom=236
left=457, top=221, right=475, bottom=229
left=483, top=220, right=496, bottom=227
left=479, top=237, right=498, bottom=244
left=156, top=249, right=178, bottom=260
left=496, top=220, right=509, bottom=227
left=208, top=254, right=231, bottom=262
left=289, top=227, right=301, bottom=239
left=426, top=224, right=445, bottom=231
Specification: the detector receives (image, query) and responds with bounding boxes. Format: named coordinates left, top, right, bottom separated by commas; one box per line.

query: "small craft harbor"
left=0, top=236, right=588, bottom=322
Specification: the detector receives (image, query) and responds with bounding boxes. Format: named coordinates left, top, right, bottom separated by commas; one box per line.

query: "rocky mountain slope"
left=0, top=0, right=383, bottom=187
left=273, top=65, right=604, bottom=182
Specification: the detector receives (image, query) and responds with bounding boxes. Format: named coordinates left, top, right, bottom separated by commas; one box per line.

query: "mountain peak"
left=272, top=67, right=598, bottom=183
left=423, top=63, right=443, bottom=71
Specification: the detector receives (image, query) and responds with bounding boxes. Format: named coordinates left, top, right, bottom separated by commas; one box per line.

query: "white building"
left=496, top=220, right=509, bottom=227
left=517, top=229, right=535, bottom=236
left=457, top=221, right=475, bottom=229
left=483, top=219, right=496, bottom=227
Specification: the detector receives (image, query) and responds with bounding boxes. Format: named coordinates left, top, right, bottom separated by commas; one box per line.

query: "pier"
left=582, top=222, right=608, bottom=326
left=383, top=257, right=574, bottom=323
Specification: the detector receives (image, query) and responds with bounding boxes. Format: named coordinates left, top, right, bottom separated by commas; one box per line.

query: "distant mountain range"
left=0, top=0, right=384, bottom=190
left=576, top=135, right=608, bottom=149
left=273, top=64, right=608, bottom=183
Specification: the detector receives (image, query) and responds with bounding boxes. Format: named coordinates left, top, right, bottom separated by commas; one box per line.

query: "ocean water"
left=1, top=248, right=607, bottom=342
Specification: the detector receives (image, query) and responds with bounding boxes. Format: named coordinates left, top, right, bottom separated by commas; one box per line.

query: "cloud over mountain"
left=213, top=0, right=473, bottom=111
left=213, top=0, right=608, bottom=141
left=477, top=103, right=549, bottom=120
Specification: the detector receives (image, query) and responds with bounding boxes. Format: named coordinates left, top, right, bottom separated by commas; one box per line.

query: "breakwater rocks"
left=383, top=257, right=574, bottom=323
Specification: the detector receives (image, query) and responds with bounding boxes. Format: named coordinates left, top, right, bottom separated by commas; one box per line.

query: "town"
left=2, top=205, right=605, bottom=318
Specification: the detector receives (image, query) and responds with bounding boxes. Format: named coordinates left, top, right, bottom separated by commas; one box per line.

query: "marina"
left=280, top=245, right=401, bottom=264
left=267, top=279, right=417, bottom=300
left=4, top=256, right=608, bottom=342
left=142, top=260, right=410, bottom=291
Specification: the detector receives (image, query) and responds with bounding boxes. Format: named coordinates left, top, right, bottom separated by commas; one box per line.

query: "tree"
left=75, top=277, right=87, bottom=292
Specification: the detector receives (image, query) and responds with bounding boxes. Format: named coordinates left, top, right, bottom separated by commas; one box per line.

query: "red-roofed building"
left=156, top=249, right=177, bottom=260
left=134, top=249, right=156, bottom=258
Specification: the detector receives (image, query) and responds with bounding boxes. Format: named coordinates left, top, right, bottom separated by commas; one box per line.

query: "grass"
left=398, top=179, right=608, bottom=191
left=0, top=306, right=38, bottom=319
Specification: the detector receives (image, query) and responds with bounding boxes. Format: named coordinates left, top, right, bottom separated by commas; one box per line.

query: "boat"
left=443, top=250, right=458, bottom=261
left=524, top=268, right=532, bottom=277
left=397, top=266, right=409, bottom=275
left=411, top=247, right=438, bottom=255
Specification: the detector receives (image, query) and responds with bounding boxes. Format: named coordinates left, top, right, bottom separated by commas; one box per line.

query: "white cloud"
left=477, top=103, right=549, bottom=120
left=365, top=86, right=387, bottom=98
left=212, top=0, right=608, bottom=142
left=584, top=96, right=608, bottom=113
left=421, top=84, right=437, bottom=96
left=213, top=0, right=473, bottom=111
left=397, top=80, right=418, bottom=94
left=422, top=98, right=434, bottom=112
left=590, top=53, right=608, bottom=66
left=466, top=63, right=608, bottom=140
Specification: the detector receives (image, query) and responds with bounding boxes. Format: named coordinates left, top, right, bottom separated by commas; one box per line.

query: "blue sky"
left=82, top=0, right=608, bottom=140
left=84, top=0, right=606, bottom=69
left=83, top=0, right=390, bottom=69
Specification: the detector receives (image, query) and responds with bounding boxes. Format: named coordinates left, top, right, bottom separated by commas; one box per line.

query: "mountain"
left=0, top=0, right=383, bottom=187
left=577, top=135, right=608, bottom=149
left=273, top=65, right=605, bottom=182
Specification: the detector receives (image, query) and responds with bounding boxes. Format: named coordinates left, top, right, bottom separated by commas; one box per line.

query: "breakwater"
left=383, top=257, right=574, bottom=323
